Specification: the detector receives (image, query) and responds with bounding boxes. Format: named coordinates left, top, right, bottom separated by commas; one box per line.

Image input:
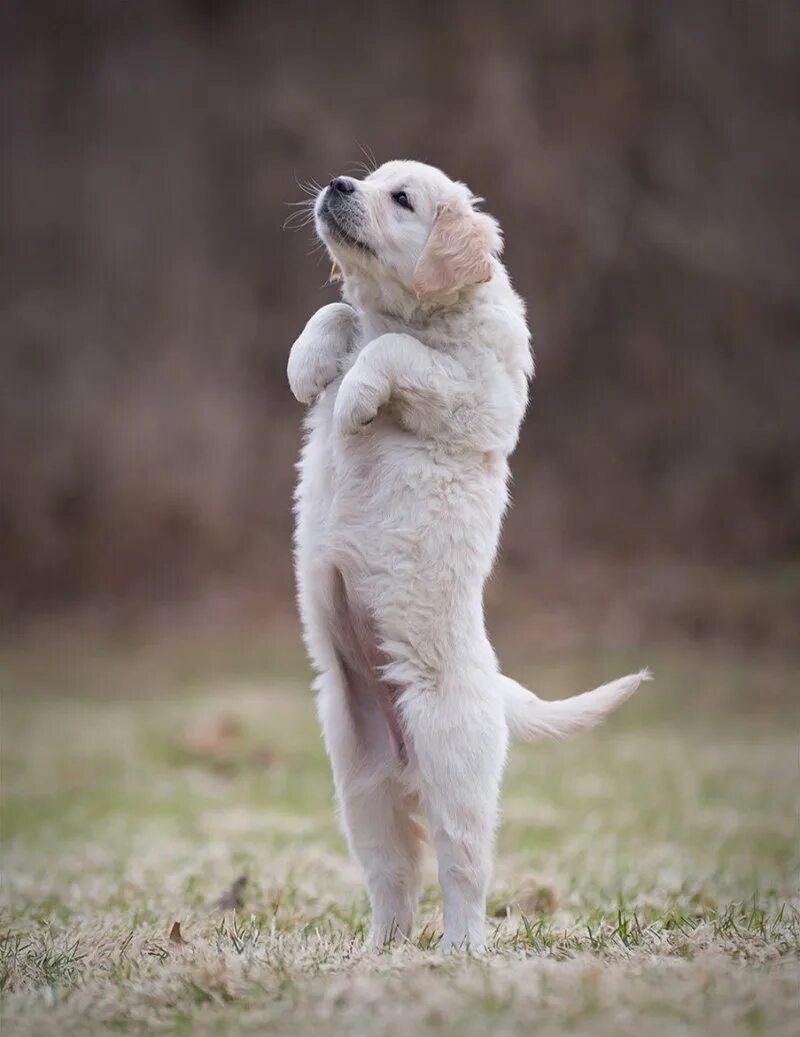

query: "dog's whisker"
left=283, top=205, right=316, bottom=220
left=293, top=175, right=324, bottom=199
left=356, top=141, right=378, bottom=173
left=345, top=160, right=371, bottom=179
left=283, top=214, right=317, bottom=231
left=288, top=215, right=317, bottom=230
left=284, top=199, right=316, bottom=214
left=284, top=201, right=317, bottom=227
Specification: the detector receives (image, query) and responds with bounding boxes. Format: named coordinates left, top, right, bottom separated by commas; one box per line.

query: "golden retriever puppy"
left=288, top=160, right=649, bottom=950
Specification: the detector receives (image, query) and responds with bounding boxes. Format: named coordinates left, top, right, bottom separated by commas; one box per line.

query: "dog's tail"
left=499, top=669, right=651, bottom=742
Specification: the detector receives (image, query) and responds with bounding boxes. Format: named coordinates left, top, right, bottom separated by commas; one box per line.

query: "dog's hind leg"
left=317, top=668, right=425, bottom=946
left=402, top=676, right=508, bottom=952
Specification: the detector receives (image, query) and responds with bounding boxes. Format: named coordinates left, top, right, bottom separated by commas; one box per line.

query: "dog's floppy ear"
left=413, top=201, right=502, bottom=297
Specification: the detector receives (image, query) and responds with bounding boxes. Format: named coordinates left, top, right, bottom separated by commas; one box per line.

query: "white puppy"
left=288, top=160, right=648, bottom=951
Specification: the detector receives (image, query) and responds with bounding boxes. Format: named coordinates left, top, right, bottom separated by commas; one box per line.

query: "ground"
left=1, top=625, right=798, bottom=1036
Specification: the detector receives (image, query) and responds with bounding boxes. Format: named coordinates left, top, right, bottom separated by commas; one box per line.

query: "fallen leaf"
left=181, top=715, right=242, bottom=756
left=169, top=921, right=189, bottom=946
left=177, top=715, right=273, bottom=773
left=250, top=746, right=274, bottom=768
left=217, top=875, right=248, bottom=911
left=492, top=876, right=559, bottom=917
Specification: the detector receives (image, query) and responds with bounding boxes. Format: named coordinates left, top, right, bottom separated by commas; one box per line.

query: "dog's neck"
left=339, top=258, right=508, bottom=330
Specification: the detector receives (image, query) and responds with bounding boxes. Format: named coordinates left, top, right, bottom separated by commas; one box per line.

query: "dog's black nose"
left=329, top=177, right=355, bottom=195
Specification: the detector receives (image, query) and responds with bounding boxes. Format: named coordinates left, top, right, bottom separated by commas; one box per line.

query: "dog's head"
left=314, top=160, right=503, bottom=307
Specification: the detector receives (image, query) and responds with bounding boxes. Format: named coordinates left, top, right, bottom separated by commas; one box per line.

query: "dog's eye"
left=392, top=190, right=413, bottom=211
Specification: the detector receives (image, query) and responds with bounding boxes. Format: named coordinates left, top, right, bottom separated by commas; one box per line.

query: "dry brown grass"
left=1, top=633, right=798, bottom=1035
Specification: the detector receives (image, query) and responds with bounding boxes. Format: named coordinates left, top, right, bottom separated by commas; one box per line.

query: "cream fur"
left=288, top=160, right=649, bottom=951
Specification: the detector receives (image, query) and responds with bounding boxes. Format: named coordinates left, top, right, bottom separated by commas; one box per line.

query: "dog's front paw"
left=287, top=341, right=338, bottom=405
left=334, top=370, right=385, bottom=435
left=287, top=303, right=356, bottom=405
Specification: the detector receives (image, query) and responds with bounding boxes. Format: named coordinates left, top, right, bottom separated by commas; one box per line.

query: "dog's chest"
left=353, top=313, right=442, bottom=357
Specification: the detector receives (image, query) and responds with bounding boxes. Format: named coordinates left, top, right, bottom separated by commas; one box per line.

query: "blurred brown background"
left=2, top=0, right=798, bottom=650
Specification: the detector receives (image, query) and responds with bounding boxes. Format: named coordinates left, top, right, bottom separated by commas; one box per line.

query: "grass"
left=0, top=627, right=798, bottom=1035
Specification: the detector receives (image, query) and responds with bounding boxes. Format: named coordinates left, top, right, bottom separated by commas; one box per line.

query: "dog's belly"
left=299, top=392, right=507, bottom=683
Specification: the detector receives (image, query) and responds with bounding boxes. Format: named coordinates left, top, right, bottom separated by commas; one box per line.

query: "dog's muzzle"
left=317, top=178, right=373, bottom=254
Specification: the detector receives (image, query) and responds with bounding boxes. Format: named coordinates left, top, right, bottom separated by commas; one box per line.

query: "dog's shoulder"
left=442, top=283, right=532, bottom=382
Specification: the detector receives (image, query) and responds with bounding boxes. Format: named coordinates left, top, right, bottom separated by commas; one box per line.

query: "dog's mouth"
left=317, top=198, right=376, bottom=256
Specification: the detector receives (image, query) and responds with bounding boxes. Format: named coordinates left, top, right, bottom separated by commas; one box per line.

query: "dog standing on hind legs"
left=288, top=160, right=650, bottom=951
